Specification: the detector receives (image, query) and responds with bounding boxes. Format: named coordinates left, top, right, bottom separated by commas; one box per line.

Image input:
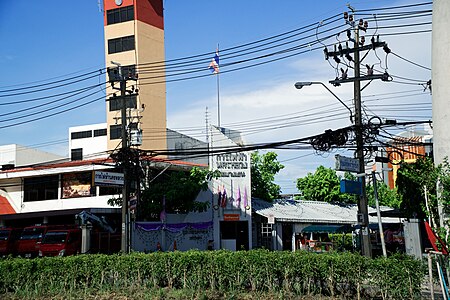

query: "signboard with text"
left=94, top=171, right=124, bottom=187
left=335, top=154, right=360, bottom=173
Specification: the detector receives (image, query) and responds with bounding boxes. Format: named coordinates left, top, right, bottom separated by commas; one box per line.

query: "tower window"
left=108, top=36, right=135, bottom=54
left=110, top=125, right=122, bottom=140
left=107, top=6, right=134, bottom=25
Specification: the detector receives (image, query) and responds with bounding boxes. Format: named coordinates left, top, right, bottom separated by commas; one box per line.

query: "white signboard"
left=94, top=171, right=124, bottom=186
left=335, top=154, right=360, bottom=173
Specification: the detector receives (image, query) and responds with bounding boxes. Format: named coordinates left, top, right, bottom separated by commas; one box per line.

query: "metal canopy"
left=301, top=224, right=352, bottom=233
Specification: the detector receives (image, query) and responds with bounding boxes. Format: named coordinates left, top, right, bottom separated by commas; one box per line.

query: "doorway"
left=220, top=221, right=249, bottom=250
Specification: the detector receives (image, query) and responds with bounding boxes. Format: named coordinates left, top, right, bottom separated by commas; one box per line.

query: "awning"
left=301, top=224, right=352, bottom=233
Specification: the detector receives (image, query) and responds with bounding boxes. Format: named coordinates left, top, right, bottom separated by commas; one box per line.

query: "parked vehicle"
left=17, top=225, right=73, bottom=258
left=38, top=228, right=81, bottom=257
left=0, top=227, right=22, bottom=256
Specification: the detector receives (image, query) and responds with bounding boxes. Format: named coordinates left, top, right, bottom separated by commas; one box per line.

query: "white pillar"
left=432, top=0, right=450, bottom=165
left=80, top=224, right=92, bottom=254
left=404, top=219, right=422, bottom=259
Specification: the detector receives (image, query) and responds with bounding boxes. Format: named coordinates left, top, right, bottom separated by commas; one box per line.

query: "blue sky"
left=0, top=1, right=432, bottom=193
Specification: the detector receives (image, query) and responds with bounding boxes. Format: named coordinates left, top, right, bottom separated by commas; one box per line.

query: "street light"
left=294, top=81, right=353, bottom=122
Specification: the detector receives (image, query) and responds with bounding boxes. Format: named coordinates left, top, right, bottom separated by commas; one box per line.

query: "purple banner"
left=136, top=221, right=213, bottom=233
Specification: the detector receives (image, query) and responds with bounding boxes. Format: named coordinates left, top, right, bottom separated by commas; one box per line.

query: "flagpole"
left=208, top=45, right=221, bottom=127
left=217, top=44, right=221, bottom=127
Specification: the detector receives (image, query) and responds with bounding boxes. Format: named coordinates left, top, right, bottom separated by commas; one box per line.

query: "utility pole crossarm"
left=325, top=41, right=386, bottom=57
left=330, top=74, right=389, bottom=85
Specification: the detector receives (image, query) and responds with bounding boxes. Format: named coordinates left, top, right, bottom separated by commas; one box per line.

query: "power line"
left=0, top=93, right=108, bottom=130
left=0, top=72, right=104, bottom=97
left=391, top=52, right=431, bottom=70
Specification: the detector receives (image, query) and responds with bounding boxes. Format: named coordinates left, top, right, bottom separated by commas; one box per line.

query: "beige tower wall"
left=105, top=22, right=136, bottom=151
left=104, top=1, right=167, bottom=153
left=135, top=20, right=166, bottom=152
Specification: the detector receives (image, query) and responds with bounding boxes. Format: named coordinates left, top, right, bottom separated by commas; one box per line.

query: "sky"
left=0, top=0, right=432, bottom=194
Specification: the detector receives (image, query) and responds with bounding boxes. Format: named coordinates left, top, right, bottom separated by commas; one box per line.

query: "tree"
left=396, top=157, right=439, bottom=221
left=366, top=180, right=401, bottom=209
left=251, top=151, right=284, bottom=201
left=108, top=167, right=219, bottom=220
left=296, top=166, right=357, bottom=204
left=437, top=158, right=450, bottom=218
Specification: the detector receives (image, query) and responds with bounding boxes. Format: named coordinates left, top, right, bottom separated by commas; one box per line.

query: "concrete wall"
left=166, top=129, right=208, bottom=165
left=131, top=189, right=214, bottom=252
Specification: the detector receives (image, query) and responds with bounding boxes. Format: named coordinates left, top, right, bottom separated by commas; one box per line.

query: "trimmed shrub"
left=0, top=250, right=426, bottom=299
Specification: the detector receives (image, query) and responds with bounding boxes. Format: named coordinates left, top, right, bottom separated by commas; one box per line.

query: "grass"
left=2, top=288, right=340, bottom=300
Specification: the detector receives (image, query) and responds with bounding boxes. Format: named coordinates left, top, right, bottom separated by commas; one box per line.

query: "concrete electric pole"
left=325, top=9, right=389, bottom=257
left=109, top=61, right=130, bottom=253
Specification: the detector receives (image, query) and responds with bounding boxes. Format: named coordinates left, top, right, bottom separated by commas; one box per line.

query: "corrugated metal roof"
left=252, top=198, right=400, bottom=224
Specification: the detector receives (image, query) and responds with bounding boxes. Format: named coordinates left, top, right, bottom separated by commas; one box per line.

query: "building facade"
left=69, top=123, right=108, bottom=160
left=385, top=127, right=433, bottom=189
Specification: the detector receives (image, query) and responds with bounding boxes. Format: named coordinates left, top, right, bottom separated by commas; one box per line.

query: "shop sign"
left=94, top=171, right=124, bottom=187
left=223, top=214, right=240, bottom=221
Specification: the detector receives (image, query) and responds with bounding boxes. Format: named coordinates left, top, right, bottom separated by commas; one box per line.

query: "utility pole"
left=110, top=61, right=130, bottom=253
left=353, top=24, right=371, bottom=258
left=325, top=9, right=390, bottom=257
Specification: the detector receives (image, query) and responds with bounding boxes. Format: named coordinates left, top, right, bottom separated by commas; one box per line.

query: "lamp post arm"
left=316, top=82, right=353, bottom=122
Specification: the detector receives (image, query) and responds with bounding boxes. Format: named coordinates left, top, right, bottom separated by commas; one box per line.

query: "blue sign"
left=340, top=179, right=362, bottom=195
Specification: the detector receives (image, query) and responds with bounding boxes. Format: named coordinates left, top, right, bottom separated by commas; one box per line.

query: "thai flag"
left=208, top=49, right=220, bottom=74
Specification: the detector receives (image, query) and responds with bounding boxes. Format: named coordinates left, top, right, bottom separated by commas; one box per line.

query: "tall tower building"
left=103, top=0, right=167, bottom=152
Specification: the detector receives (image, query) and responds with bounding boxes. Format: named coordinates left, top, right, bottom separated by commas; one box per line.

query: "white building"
left=0, top=144, right=63, bottom=169
left=69, top=123, right=108, bottom=160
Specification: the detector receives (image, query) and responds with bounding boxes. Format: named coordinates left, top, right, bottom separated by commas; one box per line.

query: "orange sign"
left=223, top=214, right=240, bottom=221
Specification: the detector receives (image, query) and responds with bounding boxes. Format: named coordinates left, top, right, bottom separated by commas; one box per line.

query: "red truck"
left=0, top=227, right=22, bottom=256
left=38, top=228, right=81, bottom=257
left=17, top=225, right=73, bottom=258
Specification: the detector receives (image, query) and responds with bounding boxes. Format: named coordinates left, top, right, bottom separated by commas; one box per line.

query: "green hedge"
left=0, top=250, right=425, bottom=299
